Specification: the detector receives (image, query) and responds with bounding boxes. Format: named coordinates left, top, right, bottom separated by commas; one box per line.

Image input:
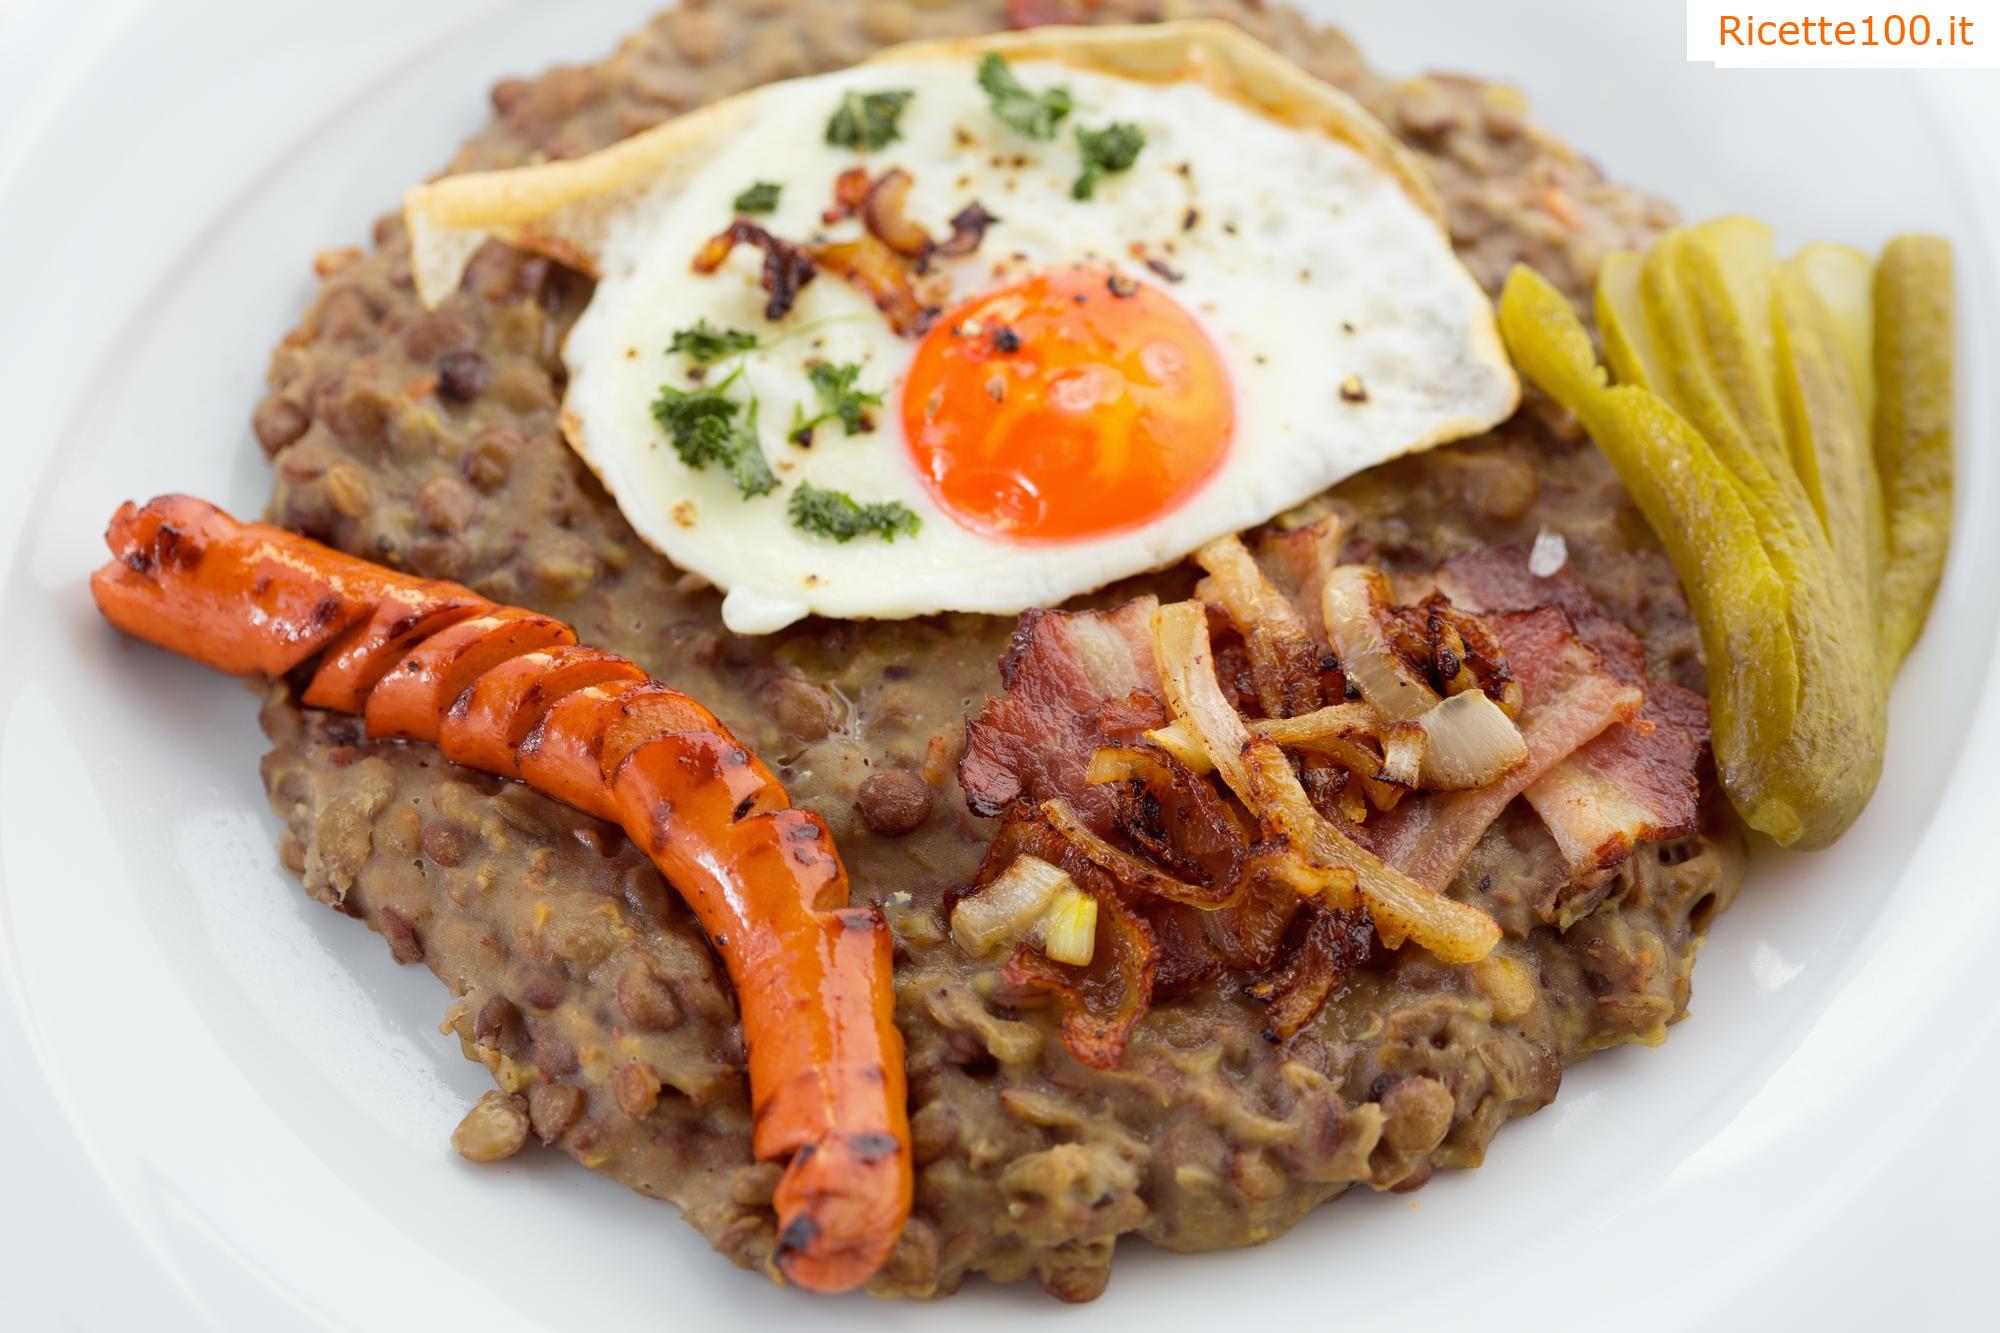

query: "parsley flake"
left=1072, top=122, right=1146, bottom=200
left=789, top=482, right=921, bottom=543
left=976, top=53, right=1072, bottom=141
left=650, top=372, right=777, bottom=498
left=668, top=319, right=761, bottom=365
left=732, top=180, right=783, bottom=214
left=790, top=362, right=883, bottom=444
left=825, top=89, right=913, bottom=151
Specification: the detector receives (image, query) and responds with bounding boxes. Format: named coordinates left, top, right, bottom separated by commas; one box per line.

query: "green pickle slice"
left=1634, top=231, right=1884, bottom=846
left=1517, top=220, right=1951, bottom=850
left=1873, top=235, right=1954, bottom=670
left=1773, top=264, right=1886, bottom=617
left=1512, top=210, right=1952, bottom=852
left=1792, top=242, right=1876, bottom=426
left=1500, top=266, right=1803, bottom=839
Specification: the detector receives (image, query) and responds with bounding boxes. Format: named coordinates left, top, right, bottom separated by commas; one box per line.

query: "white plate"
left=1, top=2, right=1995, bottom=1328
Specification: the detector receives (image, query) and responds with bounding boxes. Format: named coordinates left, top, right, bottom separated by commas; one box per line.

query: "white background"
left=0, top=2, right=1997, bottom=1330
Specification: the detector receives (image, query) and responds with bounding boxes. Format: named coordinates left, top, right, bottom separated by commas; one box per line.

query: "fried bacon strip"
left=1367, top=607, right=1642, bottom=890
left=1433, top=545, right=1648, bottom=682
left=89, top=495, right=907, bottom=1294
left=960, top=598, right=1165, bottom=829
left=1522, top=683, right=1707, bottom=872
left=1434, top=546, right=1704, bottom=872
left=1254, top=511, right=1345, bottom=643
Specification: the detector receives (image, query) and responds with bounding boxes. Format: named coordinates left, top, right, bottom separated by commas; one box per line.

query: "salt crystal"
left=1528, top=526, right=1568, bottom=578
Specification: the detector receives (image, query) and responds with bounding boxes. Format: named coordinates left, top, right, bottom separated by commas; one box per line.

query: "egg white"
left=562, top=56, right=1515, bottom=633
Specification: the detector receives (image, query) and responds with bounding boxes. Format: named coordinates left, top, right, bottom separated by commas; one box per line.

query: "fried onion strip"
left=1150, top=600, right=1501, bottom=963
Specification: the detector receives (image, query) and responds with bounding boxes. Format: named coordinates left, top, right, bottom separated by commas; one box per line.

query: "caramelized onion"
left=1085, top=743, right=1249, bottom=887
left=1251, top=905, right=1376, bottom=1041
left=690, top=219, right=817, bottom=321
left=1152, top=599, right=1501, bottom=964
left=951, top=853, right=1070, bottom=958
left=1149, top=703, right=1402, bottom=811
left=1041, top=797, right=1235, bottom=908
left=807, top=233, right=939, bottom=337
left=823, top=166, right=871, bottom=224
left=1000, top=887, right=1155, bottom=1071
left=1430, top=598, right=1523, bottom=717
left=1379, top=722, right=1427, bottom=787
left=859, top=168, right=932, bottom=257
left=1147, top=702, right=1379, bottom=775
left=1416, top=689, right=1529, bottom=789
left=1193, top=534, right=1324, bottom=718
left=1322, top=565, right=1441, bottom=722
left=933, top=202, right=998, bottom=258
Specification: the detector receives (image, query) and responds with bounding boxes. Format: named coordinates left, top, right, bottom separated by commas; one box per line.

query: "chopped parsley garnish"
left=789, top=483, right=921, bottom=543
left=825, top=89, right=914, bottom=151
left=790, top=362, right=883, bottom=444
left=976, top=53, right=1072, bottom=141
left=668, top=319, right=761, bottom=365
left=1072, top=122, right=1146, bottom=200
left=731, top=180, right=783, bottom=214
left=650, top=372, right=777, bottom=498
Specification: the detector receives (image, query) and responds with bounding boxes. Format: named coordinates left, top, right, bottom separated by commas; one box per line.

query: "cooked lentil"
left=255, top=0, right=1735, bottom=1301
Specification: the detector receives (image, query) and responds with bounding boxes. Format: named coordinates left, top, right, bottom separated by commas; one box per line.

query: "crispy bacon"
left=1366, top=607, right=1642, bottom=890
left=1434, top=545, right=1703, bottom=873
left=690, top=219, right=817, bottom=321
left=1434, top=545, right=1647, bottom=685
left=959, top=598, right=1165, bottom=829
left=1254, top=513, right=1344, bottom=653
left=1524, top=682, right=1706, bottom=872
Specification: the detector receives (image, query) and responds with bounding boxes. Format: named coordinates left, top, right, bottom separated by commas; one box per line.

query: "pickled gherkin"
left=1501, top=267, right=1807, bottom=843
left=1874, top=236, right=1954, bottom=669
left=1503, top=219, right=1952, bottom=850
left=1792, top=243, right=1876, bottom=427
left=1773, top=263, right=1886, bottom=616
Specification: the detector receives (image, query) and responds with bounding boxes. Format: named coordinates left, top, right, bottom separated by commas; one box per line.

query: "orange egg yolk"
left=901, top=267, right=1234, bottom=543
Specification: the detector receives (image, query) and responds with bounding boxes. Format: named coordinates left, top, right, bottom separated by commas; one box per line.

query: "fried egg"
left=406, top=22, right=1517, bottom=633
